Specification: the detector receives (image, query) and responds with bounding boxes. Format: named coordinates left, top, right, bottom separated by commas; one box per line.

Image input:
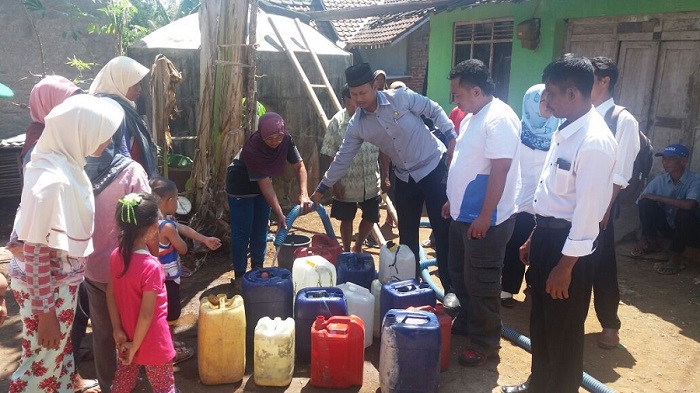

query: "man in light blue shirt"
left=634, top=144, right=700, bottom=275
left=311, top=63, right=457, bottom=293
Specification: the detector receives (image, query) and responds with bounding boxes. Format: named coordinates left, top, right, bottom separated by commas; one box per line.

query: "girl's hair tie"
left=118, top=193, right=143, bottom=225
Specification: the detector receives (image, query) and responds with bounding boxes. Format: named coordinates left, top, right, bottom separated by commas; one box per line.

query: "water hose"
left=501, top=326, right=617, bottom=393
left=273, top=203, right=337, bottom=247
left=417, top=247, right=616, bottom=393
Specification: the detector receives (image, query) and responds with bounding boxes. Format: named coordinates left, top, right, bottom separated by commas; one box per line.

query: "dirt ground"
left=1, top=205, right=699, bottom=393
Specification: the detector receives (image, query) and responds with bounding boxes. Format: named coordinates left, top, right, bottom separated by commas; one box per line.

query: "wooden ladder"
left=268, top=16, right=393, bottom=246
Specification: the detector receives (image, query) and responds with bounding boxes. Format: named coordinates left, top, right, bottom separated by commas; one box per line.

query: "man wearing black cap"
left=311, top=62, right=456, bottom=294
left=632, top=144, right=700, bottom=275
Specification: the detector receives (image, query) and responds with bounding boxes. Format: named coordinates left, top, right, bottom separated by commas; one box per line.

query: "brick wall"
left=405, top=22, right=430, bottom=94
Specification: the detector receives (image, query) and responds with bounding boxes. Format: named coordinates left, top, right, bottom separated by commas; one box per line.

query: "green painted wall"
left=427, top=0, right=700, bottom=115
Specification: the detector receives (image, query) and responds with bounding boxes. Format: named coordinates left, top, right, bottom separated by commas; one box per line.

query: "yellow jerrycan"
left=198, top=294, right=246, bottom=385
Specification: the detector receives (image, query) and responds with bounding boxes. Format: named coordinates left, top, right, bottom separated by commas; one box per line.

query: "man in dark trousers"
left=310, top=63, right=456, bottom=294
left=633, top=144, right=700, bottom=274
left=590, top=56, right=640, bottom=349
left=501, top=54, right=617, bottom=393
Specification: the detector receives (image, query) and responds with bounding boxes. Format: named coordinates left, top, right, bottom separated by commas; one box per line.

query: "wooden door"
left=646, top=41, right=700, bottom=174
left=615, top=41, right=659, bottom=133
left=568, top=40, right=618, bottom=60
left=566, top=20, right=618, bottom=59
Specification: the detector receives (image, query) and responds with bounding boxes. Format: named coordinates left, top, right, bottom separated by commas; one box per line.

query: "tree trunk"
left=190, top=0, right=252, bottom=236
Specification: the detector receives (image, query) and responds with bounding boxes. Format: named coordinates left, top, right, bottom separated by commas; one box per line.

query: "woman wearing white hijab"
left=9, top=95, right=124, bottom=392
left=500, top=84, right=563, bottom=308
left=90, top=56, right=157, bottom=176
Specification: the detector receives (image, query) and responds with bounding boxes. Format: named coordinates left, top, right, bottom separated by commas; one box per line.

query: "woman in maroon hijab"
left=225, top=112, right=312, bottom=285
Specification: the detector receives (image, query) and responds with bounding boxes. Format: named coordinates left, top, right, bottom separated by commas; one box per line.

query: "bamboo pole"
left=269, top=16, right=330, bottom=128
left=293, top=18, right=341, bottom=113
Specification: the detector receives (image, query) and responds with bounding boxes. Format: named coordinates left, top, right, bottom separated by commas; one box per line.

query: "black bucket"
left=277, top=233, right=311, bottom=271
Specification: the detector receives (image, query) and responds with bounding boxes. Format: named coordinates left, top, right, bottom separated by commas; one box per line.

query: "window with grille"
left=453, top=19, right=514, bottom=101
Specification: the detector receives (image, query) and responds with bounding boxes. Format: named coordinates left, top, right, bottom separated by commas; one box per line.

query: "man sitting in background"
left=632, top=144, right=700, bottom=275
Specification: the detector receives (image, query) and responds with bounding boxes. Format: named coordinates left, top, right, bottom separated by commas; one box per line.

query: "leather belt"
left=535, top=215, right=571, bottom=230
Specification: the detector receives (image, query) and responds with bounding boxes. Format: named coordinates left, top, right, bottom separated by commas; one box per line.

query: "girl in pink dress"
left=107, top=193, right=176, bottom=393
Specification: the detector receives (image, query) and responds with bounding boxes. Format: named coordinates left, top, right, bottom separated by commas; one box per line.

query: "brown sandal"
left=630, top=239, right=662, bottom=257
left=173, top=346, right=194, bottom=365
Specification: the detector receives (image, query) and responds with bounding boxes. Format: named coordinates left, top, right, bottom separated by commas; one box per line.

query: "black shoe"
left=501, top=379, right=530, bottom=393
left=501, top=297, right=516, bottom=308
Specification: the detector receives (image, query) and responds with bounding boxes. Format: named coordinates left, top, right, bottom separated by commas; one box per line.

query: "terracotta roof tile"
left=264, top=0, right=313, bottom=12
left=266, top=0, right=516, bottom=47
left=346, top=7, right=430, bottom=48
left=321, top=0, right=382, bottom=43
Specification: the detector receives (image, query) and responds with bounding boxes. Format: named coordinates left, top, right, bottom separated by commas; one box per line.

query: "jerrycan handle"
left=314, top=264, right=334, bottom=286
left=388, top=244, right=402, bottom=276
left=400, top=313, right=430, bottom=325
left=207, top=293, right=231, bottom=309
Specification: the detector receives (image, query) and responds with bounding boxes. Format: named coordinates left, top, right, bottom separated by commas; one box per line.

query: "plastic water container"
left=409, top=304, right=452, bottom=371
left=242, top=267, right=293, bottom=339
left=379, top=241, right=416, bottom=283
left=294, top=287, right=348, bottom=361
left=312, top=233, right=343, bottom=264
left=337, top=282, right=375, bottom=348
left=336, top=252, right=376, bottom=289
left=380, top=279, right=436, bottom=322
left=254, top=317, right=295, bottom=387
left=294, top=246, right=336, bottom=267
left=311, top=315, right=365, bottom=388
left=371, top=279, right=383, bottom=338
left=380, top=310, right=441, bottom=393
left=198, top=294, right=246, bottom=385
left=292, top=255, right=337, bottom=295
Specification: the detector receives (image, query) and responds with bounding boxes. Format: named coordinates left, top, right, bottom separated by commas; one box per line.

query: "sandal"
left=458, top=348, right=487, bottom=367
left=655, top=261, right=686, bottom=275
left=173, top=346, right=194, bottom=365
left=74, top=379, right=100, bottom=393
left=630, top=239, right=662, bottom=257
left=173, top=340, right=187, bottom=349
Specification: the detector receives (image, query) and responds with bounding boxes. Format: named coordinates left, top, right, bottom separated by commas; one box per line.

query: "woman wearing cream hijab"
left=9, top=94, right=124, bottom=392
left=90, top=56, right=157, bottom=176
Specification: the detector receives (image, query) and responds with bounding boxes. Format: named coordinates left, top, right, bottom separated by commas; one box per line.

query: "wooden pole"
left=244, top=0, right=259, bottom=139
left=293, top=18, right=342, bottom=113
left=269, top=16, right=330, bottom=128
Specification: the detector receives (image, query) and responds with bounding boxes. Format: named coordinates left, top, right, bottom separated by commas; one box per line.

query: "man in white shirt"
left=590, top=56, right=640, bottom=350
left=501, top=54, right=617, bottom=393
left=443, top=59, right=521, bottom=367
